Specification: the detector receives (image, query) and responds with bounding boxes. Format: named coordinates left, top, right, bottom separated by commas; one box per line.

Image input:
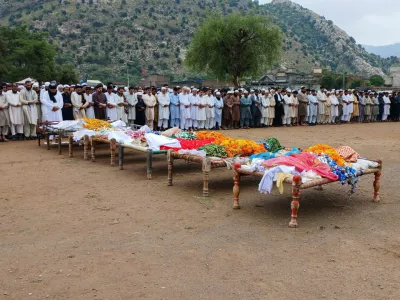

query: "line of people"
left=1, top=81, right=399, bottom=142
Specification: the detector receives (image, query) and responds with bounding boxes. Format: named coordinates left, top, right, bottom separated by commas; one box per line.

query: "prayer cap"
left=216, top=92, right=221, bottom=95
left=300, top=86, right=306, bottom=89
left=82, top=83, right=87, bottom=86
left=234, top=90, right=239, bottom=93
left=45, top=82, right=50, bottom=87
left=286, top=88, right=291, bottom=93
left=243, top=90, right=249, bottom=94
left=64, top=84, right=70, bottom=88
left=161, top=87, right=167, bottom=90
left=137, top=92, right=143, bottom=96
left=33, top=83, right=39, bottom=88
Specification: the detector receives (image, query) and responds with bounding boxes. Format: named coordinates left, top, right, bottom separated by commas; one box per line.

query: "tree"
left=349, top=79, right=362, bottom=89
left=55, top=64, right=79, bottom=84
left=320, top=71, right=336, bottom=89
left=185, top=13, right=281, bottom=87
left=369, top=74, right=385, bottom=86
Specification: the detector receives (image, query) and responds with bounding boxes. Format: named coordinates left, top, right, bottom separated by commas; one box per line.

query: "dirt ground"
left=1, top=123, right=400, bottom=300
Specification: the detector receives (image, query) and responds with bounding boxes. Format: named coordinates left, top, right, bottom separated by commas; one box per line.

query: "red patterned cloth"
left=160, top=138, right=215, bottom=151
left=335, top=146, right=360, bottom=163
left=262, top=152, right=338, bottom=181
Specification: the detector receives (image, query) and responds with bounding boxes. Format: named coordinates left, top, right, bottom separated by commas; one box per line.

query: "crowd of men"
left=0, top=80, right=399, bottom=142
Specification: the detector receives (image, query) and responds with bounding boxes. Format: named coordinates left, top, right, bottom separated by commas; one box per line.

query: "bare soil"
left=1, top=123, right=400, bottom=300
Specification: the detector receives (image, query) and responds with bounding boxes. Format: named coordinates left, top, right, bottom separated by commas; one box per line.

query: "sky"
left=259, top=0, right=400, bottom=46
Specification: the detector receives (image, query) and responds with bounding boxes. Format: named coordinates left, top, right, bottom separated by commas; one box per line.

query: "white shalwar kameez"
left=189, top=93, right=199, bottom=129
left=179, top=93, right=191, bottom=130
left=214, top=97, right=224, bottom=127
left=382, top=96, right=391, bottom=121
left=205, top=95, right=215, bottom=129
left=282, top=95, right=292, bottom=125
left=157, top=92, right=170, bottom=129
left=85, top=94, right=95, bottom=119
left=329, top=95, right=339, bottom=123
left=105, top=92, right=118, bottom=121
left=41, top=91, right=63, bottom=122
left=197, top=96, right=207, bottom=129
left=20, top=89, right=39, bottom=137
left=143, top=94, right=156, bottom=129
left=115, top=94, right=128, bottom=123
left=316, top=91, right=327, bottom=124
left=71, top=92, right=87, bottom=119
left=6, top=91, right=24, bottom=135
left=0, top=93, right=10, bottom=136
left=260, top=94, right=270, bottom=125
left=341, top=94, right=349, bottom=121
left=125, top=92, right=137, bottom=125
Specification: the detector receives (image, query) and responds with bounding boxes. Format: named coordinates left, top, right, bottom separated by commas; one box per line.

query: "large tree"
left=185, top=13, right=281, bottom=87
left=369, top=74, right=385, bottom=86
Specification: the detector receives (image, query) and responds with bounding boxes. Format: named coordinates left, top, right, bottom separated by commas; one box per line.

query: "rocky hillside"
left=0, top=0, right=397, bottom=83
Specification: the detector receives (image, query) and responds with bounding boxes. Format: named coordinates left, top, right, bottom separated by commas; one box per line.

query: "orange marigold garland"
left=83, top=118, right=111, bottom=130
left=305, top=144, right=345, bottom=166
left=196, top=131, right=265, bottom=157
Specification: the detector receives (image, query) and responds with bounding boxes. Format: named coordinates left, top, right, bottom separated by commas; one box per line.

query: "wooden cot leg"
left=110, top=138, right=117, bottom=167
left=58, top=131, right=62, bottom=155
left=373, top=171, right=381, bottom=202
left=83, top=135, right=89, bottom=160
left=90, top=136, right=96, bottom=162
left=202, top=158, right=211, bottom=197
left=46, top=133, right=50, bottom=150
left=233, top=169, right=241, bottom=209
left=167, top=150, right=174, bottom=186
left=289, top=175, right=302, bottom=228
left=68, top=136, right=73, bottom=158
left=147, top=149, right=153, bottom=180
left=118, top=145, right=124, bottom=170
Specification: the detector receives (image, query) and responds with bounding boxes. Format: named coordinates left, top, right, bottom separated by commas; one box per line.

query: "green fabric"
left=266, top=137, right=284, bottom=153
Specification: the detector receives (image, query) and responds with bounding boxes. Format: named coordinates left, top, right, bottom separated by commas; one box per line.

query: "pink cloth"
left=262, top=152, right=338, bottom=181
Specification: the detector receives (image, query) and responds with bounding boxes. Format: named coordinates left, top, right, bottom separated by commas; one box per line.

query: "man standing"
left=260, top=89, right=269, bottom=127
left=125, top=87, right=137, bottom=126
left=291, top=90, right=299, bottom=126
left=105, top=85, right=117, bottom=121
left=232, top=90, right=241, bottom=129
left=240, top=90, right=252, bottom=129
left=282, top=89, right=292, bottom=126
left=249, top=90, right=261, bottom=128
left=0, top=88, right=10, bottom=141
left=189, top=88, right=199, bottom=130
left=157, top=87, right=170, bottom=130
left=6, top=83, right=24, bottom=140
left=197, top=89, right=207, bottom=130
left=297, top=86, right=308, bottom=126
left=222, top=90, right=233, bottom=129
left=205, top=89, right=215, bottom=130
left=179, top=87, right=191, bottom=130
left=115, top=87, right=128, bottom=123
left=41, top=83, right=63, bottom=122
left=329, top=90, right=339, bottom=124
left=152, top=87, right=159, bottom=130
left=307, top=90, right=318, bottom=126
left=316, top=87, right=327, bottom=124
left=20, top=80, right=39, bottom=139
left=71, top=85, right=88, bottom=119
left=214, top=91, right=224, bottom=130
left=135, top=92, right=146, bottom=126
left=62, top=85, right=74, bottom=121
left=143, top=87, right=156, bottom=129
left=169, top=87, right=180, bottom=128
left=273, top=88, right=284, bottom=127
left=92, top=84, right=107, bottom=120
left=32, top=83, right=42, bottom=122
left=84, top=86, right=95, bottom=119
left=359, top=91, right=366, bottom=122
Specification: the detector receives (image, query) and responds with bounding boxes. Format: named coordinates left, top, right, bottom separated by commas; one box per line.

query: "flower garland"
left=83, top=118, right=111, bottom=130
left=319, top=155, right=358, bottom=193
left=196, top=131, right=265, bottom=157
left=304, top=144, right=345, bottom=166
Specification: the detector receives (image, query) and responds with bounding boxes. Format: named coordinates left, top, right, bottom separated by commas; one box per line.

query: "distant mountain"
left=0, top=0, right=398, bottom=83
left=362, top=43, right=400, bottom=58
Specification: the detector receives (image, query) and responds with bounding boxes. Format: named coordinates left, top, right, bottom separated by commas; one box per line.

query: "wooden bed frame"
left=232, top=160, right=382, bottom=228
left=68, top=135, right=166, bottom=179
left=167, top=150, right=229, bottom=197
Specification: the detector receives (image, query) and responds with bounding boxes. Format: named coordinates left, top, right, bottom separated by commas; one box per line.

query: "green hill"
left=0, top=0, right=398, bottom=83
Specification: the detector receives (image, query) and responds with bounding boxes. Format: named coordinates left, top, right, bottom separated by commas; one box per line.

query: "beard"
left=12, top=90, right=18, bottom=94
left=26, top=87, right=32, bottom=91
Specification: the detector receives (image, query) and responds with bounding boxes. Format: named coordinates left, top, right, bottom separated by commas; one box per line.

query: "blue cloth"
left=250, top=148, right=301, bottom=160
left=169, top=94, right=180, bottom=120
